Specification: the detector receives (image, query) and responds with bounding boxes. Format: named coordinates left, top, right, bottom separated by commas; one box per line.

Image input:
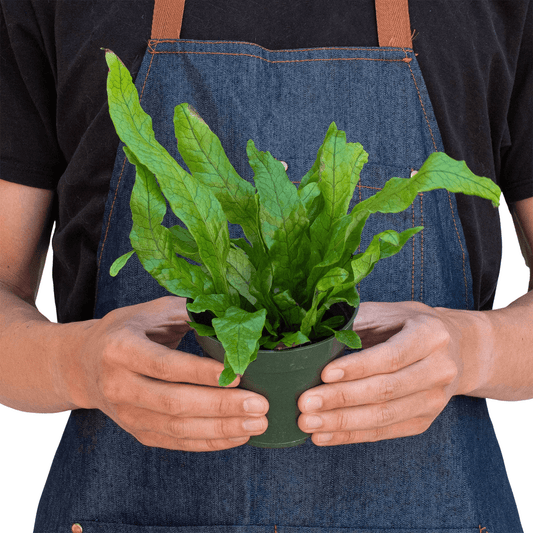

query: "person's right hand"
left=60, top=296, right=269, bottom=452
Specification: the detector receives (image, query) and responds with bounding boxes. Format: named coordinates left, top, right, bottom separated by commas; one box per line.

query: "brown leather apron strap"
left=150, top=0, right=412, bottom=48
left=375, top=0, right=413, bottom=48
left=151, top=0, right=186, bottom=39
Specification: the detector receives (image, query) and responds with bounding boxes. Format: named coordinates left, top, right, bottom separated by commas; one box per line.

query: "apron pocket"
left=73, top=523, right=485, bottom=533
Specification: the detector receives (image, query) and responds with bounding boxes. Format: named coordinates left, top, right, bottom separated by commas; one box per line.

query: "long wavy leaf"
left=105, top=50, right=230, bottom=295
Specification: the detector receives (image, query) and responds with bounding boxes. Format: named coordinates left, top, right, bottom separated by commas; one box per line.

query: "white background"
left=0, top=197, right=532, bottom=532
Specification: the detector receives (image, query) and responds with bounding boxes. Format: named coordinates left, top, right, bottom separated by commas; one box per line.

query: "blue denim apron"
left=35, top=1, right=523, bottom=532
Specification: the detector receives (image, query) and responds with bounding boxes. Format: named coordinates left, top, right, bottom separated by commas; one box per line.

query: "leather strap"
left=375, top=0, right=413, bottom=48
left=151, top=0, right=186, bottom=39
left=150, top=0, right=412, bottom=48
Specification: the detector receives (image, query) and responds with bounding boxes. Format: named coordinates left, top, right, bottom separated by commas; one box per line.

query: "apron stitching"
left=404, top=57, right=438, bottom=152
left=97, top=154, right=128, bottom=270
left=405, top=52, right=470, bottom=308
left=411, top=202, right=416, bottom=300
left=447, top=190, right=470, bottom=308
left=148, top=48, right=409, bottom=65
left=420, top=192, right=425, bottom=301
left=139, top=41, right=159, bottom=100
left=149, top=39, right=413, bottom=54
left=356, top=180, right=363, bottom=299
left=94, top=153, right=129, bottom=307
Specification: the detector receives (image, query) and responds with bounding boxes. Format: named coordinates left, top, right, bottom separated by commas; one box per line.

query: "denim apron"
left=35, top=1, right=523, bottom=532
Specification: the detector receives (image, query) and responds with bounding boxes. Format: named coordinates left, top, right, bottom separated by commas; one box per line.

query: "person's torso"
left=31, top=0, right=527, bottom=322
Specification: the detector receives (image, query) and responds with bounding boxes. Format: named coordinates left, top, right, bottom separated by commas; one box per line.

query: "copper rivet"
left=280, top=160, right=288, bottom=171
left=410, top=169, right=418, bottom=177
left=72, top=524, right=83, bottom=533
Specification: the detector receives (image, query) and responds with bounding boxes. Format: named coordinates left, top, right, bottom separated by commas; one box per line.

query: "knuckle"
left=161, top=393, right=183, bottom=416
left=213, top=417, right=231, bottom=439
left=149, top=354, right=173, bottom=382
left=354, top=357, right=367, bottom=379
left=101, top=378, right=122, bottom=404
left=370, top=425, right=387, bottom=442
left=386, top=345, right=404, bottom=373
left=101, top=331, right=129, bottom=364
left=377, top=376, right=401, bottom=402
left=333, top=388, right=351, bottom=408
left=375, top=403, right=396, bottom=426
left=407, top=301, right=428, bottom=314
left=441, top=360, right=459, bottom=384
left=166, top=416, right=186, bottom=439
left=205, top=438, right=221, bottom=452
left=433, top=324, right=452, bottom=348
left=213, top=393, right=234, bottom=417
left=337, top=410, right=351, bottom=431
left=337, top=431, right=352, bottom=444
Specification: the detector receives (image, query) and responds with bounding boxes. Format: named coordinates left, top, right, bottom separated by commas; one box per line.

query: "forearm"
left=0, top=283, right=84, bottom=412
left=444, top=289, right=533, bottom=401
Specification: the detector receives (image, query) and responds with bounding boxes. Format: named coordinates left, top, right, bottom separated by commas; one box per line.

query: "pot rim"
left=188, top=301, right=358, bottom=353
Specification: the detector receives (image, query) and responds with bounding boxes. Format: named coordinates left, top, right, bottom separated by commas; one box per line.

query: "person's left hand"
left=298, top=301, right=487, bottom=445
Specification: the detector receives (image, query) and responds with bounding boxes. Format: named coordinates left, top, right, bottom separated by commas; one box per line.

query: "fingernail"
left=316, top=432, right=333, bottom=443
left=304, top=396, right=323, bottom=411
left=305, top=415, right=323, bottom=429
left=229, top=436, right=248, bottom=443
left=324, top=368, right=344, bottom=381
left=243, top=397, right=267, bottom=413
left=243, top=418, right=265, bottom=432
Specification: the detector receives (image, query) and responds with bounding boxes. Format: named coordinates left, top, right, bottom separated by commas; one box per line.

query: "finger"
left=133, top=429, right=251, bottom=452
left=300, top=354, right=455, bottom=412
left=131, top=295, right=191, bottom=324
left=113, top=334, right=230, bottom=386
left=299, top=388, right=445, bottom=435
left=352, top=301, right=429, bottom=331
left=117, top=376, right=269, bottom=418
left=119, top=296, right=192, bottom=336
left=323, top=315, right=450, bottom=382
left=119, top=405, right=268, bottom=441
left=309, top=417, right=432, bottom=446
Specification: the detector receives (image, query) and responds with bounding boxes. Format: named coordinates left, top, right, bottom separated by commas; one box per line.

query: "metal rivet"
left=410, top=169, right=418, bottom=177
left=72, top=524, right=83, bottom=533
left=280, top=160, right=288, bottom=171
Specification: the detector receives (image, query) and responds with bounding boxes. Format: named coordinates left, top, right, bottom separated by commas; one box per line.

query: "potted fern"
left=105, top=50, right=500, bottom=448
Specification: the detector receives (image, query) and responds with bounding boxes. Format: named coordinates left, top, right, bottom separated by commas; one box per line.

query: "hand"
left=298, top=301, right=487, bottom=446
left=60, top=296, right=269, bottom=452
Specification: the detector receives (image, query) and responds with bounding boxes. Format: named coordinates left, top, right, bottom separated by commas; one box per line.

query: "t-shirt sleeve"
left=499, top=0, right=533, bottom=204
left=0, top=1, right=66, bottom=190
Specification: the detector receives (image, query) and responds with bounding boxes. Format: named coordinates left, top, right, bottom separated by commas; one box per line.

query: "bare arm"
left=0, top=179, right=72, bottom=412
left=0, top=179, right=268, bottom=451
left=469, top=196, right=533, bottom=399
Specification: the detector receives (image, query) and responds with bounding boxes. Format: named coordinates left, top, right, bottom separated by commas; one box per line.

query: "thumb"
left=352, top=302, right=410, bottom=348
left=127, top=296, right=192, bottom=347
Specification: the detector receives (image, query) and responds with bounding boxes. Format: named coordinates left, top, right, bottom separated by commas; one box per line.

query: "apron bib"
left=35, top=1, right=522, bottom=531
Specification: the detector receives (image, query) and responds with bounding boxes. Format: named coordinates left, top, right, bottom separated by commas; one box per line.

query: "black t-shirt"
left=1, top=0, right=532, bottom=323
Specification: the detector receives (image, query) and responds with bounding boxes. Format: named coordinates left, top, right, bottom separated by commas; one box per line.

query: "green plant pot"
left=190, top=303, right=358, bottom=448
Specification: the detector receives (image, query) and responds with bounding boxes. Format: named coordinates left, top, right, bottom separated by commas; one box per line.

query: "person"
left=1, top=0, right=532, bottom=531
